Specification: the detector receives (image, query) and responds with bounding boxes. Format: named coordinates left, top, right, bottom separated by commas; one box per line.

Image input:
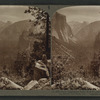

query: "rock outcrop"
left=75, top=21, right=100, bottom=64
left=51, top=78, right=100, bottom=90
left=33, top=60, right=50, bottom=80
left=52, top=12, right=73, bottom=43
left=0, top=77, right=23, bottom=90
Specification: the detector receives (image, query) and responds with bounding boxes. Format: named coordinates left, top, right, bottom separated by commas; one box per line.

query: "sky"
left=57, top=6, right=100, bottom=23
left=0, top=6, right=34, bottom=23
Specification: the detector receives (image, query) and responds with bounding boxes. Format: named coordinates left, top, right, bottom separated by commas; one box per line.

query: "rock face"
left=52, top=12, right=73, bottom=43
left=52, top=36, right=74, bottom=58
left=76, top=21, right=100, bottom=47
left=0, top=20, right=32, bottom=41
left=0, top=19, right=47, bottom=71
left=52, top=12, right=79, bottom=57
left=52, top=12, right=100, bottom=83
left=0, top=20, right=33, bottom=69
left=53, top=19, right=100, bottom=66
left=0, top=21, right=12, bottom=33
left=68, top=21, right=88, bottom=35
left=52, top=12, right=84, bottom=70
left=76, top=21, right=100, bottom=63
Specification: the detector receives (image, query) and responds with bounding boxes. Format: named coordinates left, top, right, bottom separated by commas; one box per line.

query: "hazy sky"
left=0, top=6, right=34, bottom=23
left=57, top=6, right=100, bottom=23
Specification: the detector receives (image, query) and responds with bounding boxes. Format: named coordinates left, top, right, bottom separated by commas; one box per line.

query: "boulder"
left=38, top=81, right=51, bottom=90
left=38, top=78, right=48, bottom=84
left=82, top=80, right=100, bottom=90
left=70, top=78, right=100, bottom=90
left=24, top=80, right=38, bottom=90
left=33, top=62, right=49, bottom=80
left=51, top=78, right=100, bottom=90
left=30, top=78, right=50, bottom=90
left=0, top=77, right=23, bottom=90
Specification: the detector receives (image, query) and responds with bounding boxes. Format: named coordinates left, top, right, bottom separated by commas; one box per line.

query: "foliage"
left=25, top=6, right=51, bottom=59
left=30, top=41, right=46, bottom=60
left=90, top=52, right=100, bottom=77
left=52, top=55, right=88, bottom=83
left=13, top=6, right=51, bottom=80
left=14, top=52, right=28, bottom=76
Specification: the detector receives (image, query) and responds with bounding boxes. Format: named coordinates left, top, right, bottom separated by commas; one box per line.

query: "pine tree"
left=24, top=6, right=51, bottom=59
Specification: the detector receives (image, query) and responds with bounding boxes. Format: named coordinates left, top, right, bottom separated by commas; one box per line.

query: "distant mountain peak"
left=52, top=12, right=73, bottom=43
left=68, top=21, right=88, bottom=36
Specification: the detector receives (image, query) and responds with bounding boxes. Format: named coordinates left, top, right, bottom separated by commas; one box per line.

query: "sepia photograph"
left=0, top=6, right=51, bottom=90
left=51, top=6, right=100, bottom=90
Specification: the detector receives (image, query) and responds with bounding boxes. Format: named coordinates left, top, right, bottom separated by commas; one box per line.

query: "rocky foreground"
left=0, top=77, right=100, bottom=90
left=0, top=58, right=99, bottom=90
